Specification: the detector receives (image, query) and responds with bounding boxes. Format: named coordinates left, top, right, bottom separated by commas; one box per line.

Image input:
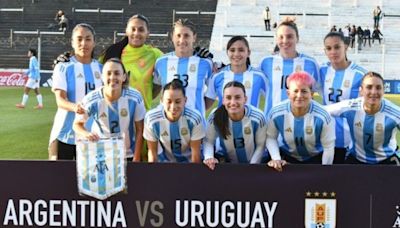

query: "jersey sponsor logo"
left=376, top=123, right=383, bottom=132
left=355, top=121, right=362, bottom=128
left=162, top=131, right=169, bottom=136
left=95, top=71, right=101, bottom=79
left=304, top=191, right=337, bottom=228
left=285, top=127, right=292, bottom=133
left=244, top=81, right=251, bottom=89
left=181, top=128, right=188, bottom=136
left=295, top=65, right=303, bottom=72
left=244, top=127, right=251, bottom=135
left=306, top=126, right=313, bottom=135
left=189, top=64, right=196, bottom=72
left=120, top=108, right=128, bottom=117
left=100, top=112, right=107, bottom=118
left=343, top=80, right=350, bottom=88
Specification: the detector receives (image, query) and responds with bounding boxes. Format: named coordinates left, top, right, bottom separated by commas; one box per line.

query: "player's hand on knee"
left=267, top=159, right=287, bottom=172
left=203, top=158, right=218, bottom=170
left=52, top=51, right=71, bottom=69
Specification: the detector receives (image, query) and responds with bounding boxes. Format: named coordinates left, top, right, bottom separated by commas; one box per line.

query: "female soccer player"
left=143, top=79, right=205, bottom=164
left=320, top=32, right=367, bottom=163
left=203, top=81, right=267, bottom=164
left=325, top=72, right=400, bottom=164
left=49, top=23, right=103, bottom=160
left=266, top=72, right=335, bottom=171
left=73, top=58, right=146, bottom=161
left=205, top=36, right=268, bottom=111
left=100, top=14, right=163, bottom=111
left=259, top=18, right=319, bottom=115
left=16, top=49, right=43, bottom=109
left=153, top=18, right=213, bottom=117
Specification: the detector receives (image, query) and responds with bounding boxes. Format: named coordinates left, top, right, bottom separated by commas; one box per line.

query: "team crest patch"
left=274, top=65, right=281, bottom=71
left=95, top=71, right=101, bottom=79
left=355, top=121, right=362, bottom=128
left=244, top=81, right=251, bottom=89
left=181, top=128, right=188, bottom=136
left=376, top=123, right=383, bottom=132
left=343, top=80, right=350, bottom=88
left=244, top=127, right=251, bottom=135
left=295, top=65, right=303, bottom=72
left=305, top=191, right=337, bottom=228
left=100, top=112, right=107, bottom=118
left=285, top=127, right=292, bottom=133
left=189, top=64, right=196, bottom=72
left=306, top=126, right=313, bottom=135
left=120, top=108, right=128, bottom=117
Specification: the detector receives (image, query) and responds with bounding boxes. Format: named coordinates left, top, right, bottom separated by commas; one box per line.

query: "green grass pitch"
left=0, top=87, right=399, bottom=160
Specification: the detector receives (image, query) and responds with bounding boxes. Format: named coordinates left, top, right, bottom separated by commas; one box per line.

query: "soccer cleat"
left=34, top=104, right=43, bottom=109
left=15, top=103, right=25, bottom=109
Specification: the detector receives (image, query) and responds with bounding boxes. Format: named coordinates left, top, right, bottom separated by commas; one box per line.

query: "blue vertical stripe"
left=170, top=122, right=188, bottom=162
left=128, top=99, right=136, bottom=153
left=383, top=117, right=396, bottom=157
left=274, top=115, right=290, bottom=150
left=83, top=64, right=95, bottom=94
left=97, top=141, right=106, bottom=196
left=232, top=121, right=248, bottom=163
left=332, top=70, right=345, bottom=102
left=314, top=117, right=323, bottom=152
left=66, top=66, right=76, bottom=102
left=196, top=61, right=205, bottom=114
left=108, top=102, right=120, bottom=134
left=293, top=118, right=309, bottom=160
left=345, top=111, right=357, bottom=156
left=334, top=117, right=345, bottom=147
left=281, top=59, right=293, bottom=101
left=363, top=116, right=376, bottom=163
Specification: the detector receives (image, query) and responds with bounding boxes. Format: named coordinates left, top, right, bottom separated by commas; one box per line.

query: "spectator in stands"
left=100, top=14, right=163, bottom=111
left=263, top=6, right=272, bottom=31
left=205, top=36, right=268, bottom=112
left=266, top=72, right=335, bottom=171
left=330, top=25, right=337, bottom=32
left=15, top=48, right=43, bottom=109
left=343, top=25, right=350, bottom=45
left=49, top=23, right=103, bottom=160
left=54, top=10, right=68, bottom=31
left=338, top=28, right=343, bottom=35
left=325, top=71, right=400, bottom=165
left=319, top=32, right=368, bottom=163
left=144, top=79, right=208, bottom=166
left=363, top=26, right=371, bottom=47
left=373, top=6, right=382, bottom=28
left=350, top=25, right=356, bottom=48
left=73, top=58, right=145, bottom=162
left=372, top=26, right=383, bottom=44
left=204, top=81, right=267, bottom=164
left=259, top=18, right=319, bottom=115
left=356, top=26, right=364, bottom=51
left=153, top=18, right=213, bottom=118
left=54, top=10, right=64, bottom=23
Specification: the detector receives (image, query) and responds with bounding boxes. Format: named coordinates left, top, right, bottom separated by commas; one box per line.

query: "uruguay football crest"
left=76, top=137, right=127, bottom=200
left=305, top=191, right=337, bottom=228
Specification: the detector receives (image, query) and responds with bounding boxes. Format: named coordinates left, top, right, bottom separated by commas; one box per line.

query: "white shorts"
left=26, top=78, right=40, bottom=89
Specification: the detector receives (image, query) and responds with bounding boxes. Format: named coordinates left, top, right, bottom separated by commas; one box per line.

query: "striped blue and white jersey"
left=325, top=97, right=400, bottom=164
left=49, top=57, right=103, bottom=145
left=205, top=65, right=268, bottom=111
left=153, top=54, right=213, bottom=117
left=77, top=87, right=146, bottom=158
left=204, top=104, right=267, bottom=163
left=259, top=53, right=320, bottom=115
left=27, top=56, right=40, bottom=80
left=320, top=61, right=367, bottom=148
left=143, top=105, right=205, bottom=162
left=266, top=100, right=335, bottom=164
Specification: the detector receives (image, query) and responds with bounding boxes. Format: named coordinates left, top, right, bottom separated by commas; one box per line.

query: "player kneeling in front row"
left=267, top=71, right=335, bottom=171
left=325, top=71, right=400, bottom=164
left=73, top=58, right=146, bottom=161
left=143, top=79, right=216, bottom=169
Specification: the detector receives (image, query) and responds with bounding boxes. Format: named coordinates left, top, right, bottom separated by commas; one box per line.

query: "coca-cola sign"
left=0, top=71, right=28, bottom=87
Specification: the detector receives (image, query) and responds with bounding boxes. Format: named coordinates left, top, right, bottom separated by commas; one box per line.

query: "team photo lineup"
left=13, top=7, right=400, bottom=170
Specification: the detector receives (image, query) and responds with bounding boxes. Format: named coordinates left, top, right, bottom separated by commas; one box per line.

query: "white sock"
left=36, top=94, right=43, bottom=106
left=22, top=94, right=28, bottom=105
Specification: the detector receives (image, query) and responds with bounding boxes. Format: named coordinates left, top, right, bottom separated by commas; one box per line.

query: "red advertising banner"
left=0, top=70, right=28, bottom=87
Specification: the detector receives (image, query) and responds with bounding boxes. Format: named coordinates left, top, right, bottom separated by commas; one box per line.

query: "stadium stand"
left=0, top=0, right=217, bottom=70
left=209, top=0, right=400, bottom=79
